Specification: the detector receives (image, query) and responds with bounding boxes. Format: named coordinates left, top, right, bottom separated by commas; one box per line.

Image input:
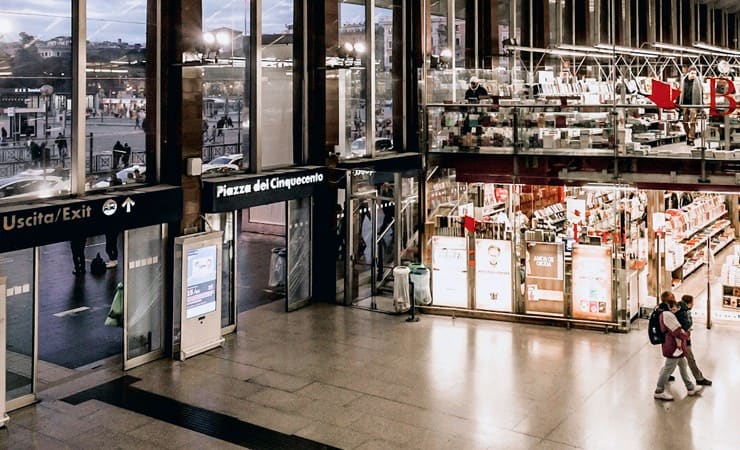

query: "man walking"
left=55, top=133, right=68, bottom=167
left=654, top=291, right=703, bottom=400
left=112, top=140, right=125, bottom=168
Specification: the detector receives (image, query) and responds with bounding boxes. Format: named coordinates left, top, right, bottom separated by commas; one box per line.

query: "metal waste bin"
left=408, top=263, right=432, bottom=305
left=268, top=247, right=287, bottom=288
left=393, top=266, right=411, bottom=313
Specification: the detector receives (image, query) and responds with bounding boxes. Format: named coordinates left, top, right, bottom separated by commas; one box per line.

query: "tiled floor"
left=4, top=300, right=739, bottom=449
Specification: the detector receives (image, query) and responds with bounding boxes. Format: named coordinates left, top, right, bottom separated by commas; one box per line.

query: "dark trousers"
left=70, top=236, right=87, bottom=272
left=105, top=231, right=118, bottom=261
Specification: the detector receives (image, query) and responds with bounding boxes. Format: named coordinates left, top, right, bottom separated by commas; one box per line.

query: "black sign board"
left=202, top=167, right=327, bottom=213
left=0, top=185, right=182, bottom=253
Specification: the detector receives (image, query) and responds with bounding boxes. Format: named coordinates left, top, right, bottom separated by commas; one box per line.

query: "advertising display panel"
left=174, top=232, right=225, bottom=360
left=475, top=239, right=513, bottom=311
left=185, top=245, right=218, bottom=319
left=431, top=236, right=468, bottom=308
left=572, top=245, right=614, bottom=321
left=525, top=242, right=565, bottom=315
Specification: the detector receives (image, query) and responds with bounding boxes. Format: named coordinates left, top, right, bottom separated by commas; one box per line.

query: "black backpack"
left=648, top=308, right=665, bottom=345
left=90, top=253, right=107, bottom=275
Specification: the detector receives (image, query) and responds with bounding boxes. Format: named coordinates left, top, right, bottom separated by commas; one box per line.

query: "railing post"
left=88, top=132, right=94, bottom=174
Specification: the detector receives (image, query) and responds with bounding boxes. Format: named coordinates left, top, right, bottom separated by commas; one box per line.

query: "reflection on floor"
left=37, top=238, right=124, bottom=369
left=9, top=300, right=740, bottom=449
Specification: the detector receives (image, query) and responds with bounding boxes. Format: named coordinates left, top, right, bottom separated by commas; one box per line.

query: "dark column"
left=293, top=0, right=305, bottom=165
left=392, top=0, right=404, bottom=151
left=307, top=1, right=329, bottom=165
left=575, top=0, right=589, bottom=45
left=479, top=0, right=501, bottom=68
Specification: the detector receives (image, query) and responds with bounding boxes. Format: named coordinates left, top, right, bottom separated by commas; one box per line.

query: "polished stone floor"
left=3, top=300, right=738, bottom=449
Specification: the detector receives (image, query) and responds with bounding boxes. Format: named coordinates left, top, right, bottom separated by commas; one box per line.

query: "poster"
left=475, top=239, right=513, bottom=311
left=572, top=245, right=613, bottom=321
left=525, top=242, right=565, bottom=316
left=185, top=245, right=218, bottom=319
left=431, top=236, right=468, bottom=308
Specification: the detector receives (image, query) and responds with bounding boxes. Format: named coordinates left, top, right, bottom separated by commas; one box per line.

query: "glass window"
left=202, top=1, right=249, bottom=175
left=86, top=0, right=150, bottom=190
left=0, top=3, right=72, bottom=202
left=261, top=0, right=295, bottom=169
left=375, top=1, right=393, bottom=151
left=338, top=0, right=367, bottom=159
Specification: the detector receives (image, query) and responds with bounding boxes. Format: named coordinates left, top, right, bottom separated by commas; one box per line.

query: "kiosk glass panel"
left=125, top=225, right=164, bottom=361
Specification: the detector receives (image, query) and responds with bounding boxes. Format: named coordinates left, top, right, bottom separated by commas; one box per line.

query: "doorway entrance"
left=2, top=224, right=166, bottom=411
left=237, top=199, right=313, bottom=313
left=343, top=171, right=419, bottom=313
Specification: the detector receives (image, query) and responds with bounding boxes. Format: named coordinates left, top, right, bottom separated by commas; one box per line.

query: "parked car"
left=91, top=165, right=146, bottom=188
left=350, top=137, right=393, bottom=156
left=0, top=175, right=68, bottom=200
left=202, top=154, right=243, bottom=174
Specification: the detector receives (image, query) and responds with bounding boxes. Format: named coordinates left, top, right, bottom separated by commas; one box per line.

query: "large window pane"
left=261, top=0, right=294, bottom=168
left=339, top=0, right=367, bottom=159
left=85, top=0, right=149, bottom=190
left=375, top=1, right=393, bottom=152
left=0, top=4, right=72, bottom=202
left=202, top=1, right=249, bottom=176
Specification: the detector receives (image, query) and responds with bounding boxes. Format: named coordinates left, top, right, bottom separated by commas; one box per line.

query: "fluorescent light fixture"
left=652, top=42, right=704, bottom=54
left=693, top=42, right=740, bottom=56
left=507, top=45, right=612, bottom=59
left=558, top=44, right=613, bottom=54
left=594, top=43, right=666, bottom=58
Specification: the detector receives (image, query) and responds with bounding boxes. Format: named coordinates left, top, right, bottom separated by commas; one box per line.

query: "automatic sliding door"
left=286, top=198, right=312, bottom=311
left=1, top=248, right=36, bottom=410
left=123, top=224, right=165, bottom=370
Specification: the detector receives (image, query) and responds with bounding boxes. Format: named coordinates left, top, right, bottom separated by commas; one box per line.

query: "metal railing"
left=1, top=137, right=243, bottom=179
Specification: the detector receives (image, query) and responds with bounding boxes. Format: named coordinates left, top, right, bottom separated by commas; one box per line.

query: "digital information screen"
left=185, top=245, right=218, bottom=319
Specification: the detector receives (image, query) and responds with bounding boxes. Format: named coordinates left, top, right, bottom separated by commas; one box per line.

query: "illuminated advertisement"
left=185, top=245, right=218, bottom=319
left=475, top=239, right=513, bottom=311
left=572, top=245, right=613, bottom=321
left=525, top=242, right=565, bottom=316
left=431, top=236, right=468, bottom=308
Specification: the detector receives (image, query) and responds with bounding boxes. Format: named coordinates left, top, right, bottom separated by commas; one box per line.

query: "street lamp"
left=40, top=84, right=54, bottom=137
left=39, top=84, right=54, bottom=169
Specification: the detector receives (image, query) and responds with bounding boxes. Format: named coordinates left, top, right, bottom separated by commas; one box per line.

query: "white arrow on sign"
left=122, top=197, right=136, bottom=213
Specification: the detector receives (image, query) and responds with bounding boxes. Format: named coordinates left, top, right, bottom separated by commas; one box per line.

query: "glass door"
left=349, top=194, right=378, bottom=307
left=205, top=212, right=237, bottom=333
left=286, top=198, right=312, bottom=312
left=123, top=224, right=165, bottom=370
left=1, top=248, right=36, bottom=411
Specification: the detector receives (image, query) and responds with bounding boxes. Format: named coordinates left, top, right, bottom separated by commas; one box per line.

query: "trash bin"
left=408, top=263, right=432, bottom=306
left=393, top=266, right=411, bottom=313
left=268, top=247, right=287, bottom=288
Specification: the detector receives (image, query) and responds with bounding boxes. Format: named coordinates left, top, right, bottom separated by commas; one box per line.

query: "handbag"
left=105, top=282, right=124, bottom=327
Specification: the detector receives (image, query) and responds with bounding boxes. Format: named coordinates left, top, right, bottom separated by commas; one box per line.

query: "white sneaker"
left=687, top=386, right=704, bottom=396
left=654, top=391, right=674, bottom=401
left=106, top=260, right=118, bottom=268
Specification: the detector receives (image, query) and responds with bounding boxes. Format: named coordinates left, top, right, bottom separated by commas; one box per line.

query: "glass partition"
left=286, top=197, right=311, bottom=311
left=424, top=171, right=632, bottom=327
left=1, top=249, right=35, bottom=403
left=124, top=224, right=164, bottom=369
